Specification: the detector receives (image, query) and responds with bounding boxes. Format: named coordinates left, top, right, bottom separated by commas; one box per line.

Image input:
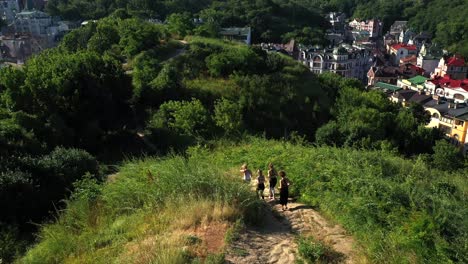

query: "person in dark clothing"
left=278, top=170, right=290, bottom=210
left=256, top=169, right=265, bottom=199
left=268, top=163, right=278, bottom=200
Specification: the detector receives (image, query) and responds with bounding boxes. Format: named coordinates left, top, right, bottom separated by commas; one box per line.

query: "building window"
left=439, top=124, right=451, bottom=135
left=432, top=113, right=440, bottom=119
left=441, top=117, right=453, bottom=124
left=454, top=94, right=465, bottom=101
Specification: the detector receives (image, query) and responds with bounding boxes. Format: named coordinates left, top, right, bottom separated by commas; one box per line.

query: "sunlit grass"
left=20, top=137, right=467, bottom=263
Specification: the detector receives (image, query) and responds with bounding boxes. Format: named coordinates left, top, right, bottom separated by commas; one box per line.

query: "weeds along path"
left=225, top=200, right=360, bottom=264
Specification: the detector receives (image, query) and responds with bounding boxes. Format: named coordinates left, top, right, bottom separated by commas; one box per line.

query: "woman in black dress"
left=278, top=170, right=290, bottom=210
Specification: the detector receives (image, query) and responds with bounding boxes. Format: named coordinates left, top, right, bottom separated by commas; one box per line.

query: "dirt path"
left=225, top=200, right=361, bottom=264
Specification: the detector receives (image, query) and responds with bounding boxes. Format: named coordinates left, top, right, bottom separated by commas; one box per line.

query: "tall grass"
left=20, top=137, right=467, bottom=263
left=19, top=152, right=259, bottom=263
left=202, top=137, right=467, bottom=263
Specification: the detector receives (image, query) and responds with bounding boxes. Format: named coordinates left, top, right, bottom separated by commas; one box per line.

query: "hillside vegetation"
left=21, top=138, right=467, bottom=263
left=1, top=14, right=466, bottom=262
left=45, top=0, right=468, bottom=55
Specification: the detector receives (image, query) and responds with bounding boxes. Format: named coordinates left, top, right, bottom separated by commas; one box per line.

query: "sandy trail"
left=225, top=199, right=360, bottom=264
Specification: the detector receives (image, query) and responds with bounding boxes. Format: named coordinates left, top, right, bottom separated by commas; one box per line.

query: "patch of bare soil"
left=225, top=200, right=364, bottom=264
left=192, top=221, right=228, bottom=257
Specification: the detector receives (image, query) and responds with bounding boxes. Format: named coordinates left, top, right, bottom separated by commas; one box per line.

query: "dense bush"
left=316, top=86, right=442, bottom=156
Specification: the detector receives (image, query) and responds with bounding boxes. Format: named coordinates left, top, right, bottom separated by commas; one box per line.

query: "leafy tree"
left=131, top=50, right=161, bottom=104
left=166, top=12, right=194, bottom=38
left=148, top=99, right=210, bottom=137
left=60, top=23, right=97, bottom=52
left=87, top=18, right=120, bottom=53
left=214, top=98, right=243, bottom=135
left=282, top=27, right=328, bottom=46
left=315, top=120, right=343, bottom=146
left=432, top=140, right=464, bottom=170
left=2, top=50, right=132, bottom=150
left=118, top=18, right=168, bottom=58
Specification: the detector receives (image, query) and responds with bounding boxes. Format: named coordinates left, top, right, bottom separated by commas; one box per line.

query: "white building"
left=417, top=43, right=442, bottom=77
left=388, top=43, right=418, bottom=65
left=14, top=10, right=52, bottom=37
left=0, top=0, right=19, bottom=23
left=299, top=44, right=372, bottom=81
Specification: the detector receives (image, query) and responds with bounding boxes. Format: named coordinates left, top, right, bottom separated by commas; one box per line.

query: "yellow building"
left=424, top=100, right=468, bottom=154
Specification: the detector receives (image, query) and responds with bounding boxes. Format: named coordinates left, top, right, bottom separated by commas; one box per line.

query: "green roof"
left=375, top=82, right=402, bottom=92
left=408, top=75, right=428, bottom=85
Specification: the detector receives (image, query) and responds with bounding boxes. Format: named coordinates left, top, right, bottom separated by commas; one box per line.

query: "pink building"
left=348, top=19, right=383, bottom=37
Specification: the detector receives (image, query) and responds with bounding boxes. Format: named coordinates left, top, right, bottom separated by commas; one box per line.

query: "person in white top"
left=240, top=163, right=252, bottom=182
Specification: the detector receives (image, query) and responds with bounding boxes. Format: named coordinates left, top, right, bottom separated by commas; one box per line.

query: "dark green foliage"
left=148, top=99, right=210, bottom=138
left=316, top=82, right=442, bottom=156
left=297, top=236, right=343, bottom=263
left=2, top=50, right=133, bottom=151
left=59, top=23, right=97, bottom=52
left=118, top=18, right=168, bottom=58
left=167, top=12, right=195, bottom=38
left=0, top=146, right=99, bottom=263
left=282, top=26, right=329, bottom=46
left=432, top=140, right=464, bottom=170
left=214, top=98, right=243, bottom=135
left=0, top=224, right=28, bottom=263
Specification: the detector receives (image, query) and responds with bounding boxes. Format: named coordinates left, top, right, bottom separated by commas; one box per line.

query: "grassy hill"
left=20, top=138, right=467, bottom=263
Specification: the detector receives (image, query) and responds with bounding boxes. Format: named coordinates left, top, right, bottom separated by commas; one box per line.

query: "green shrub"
left=297, top=236, right=343, bottom=264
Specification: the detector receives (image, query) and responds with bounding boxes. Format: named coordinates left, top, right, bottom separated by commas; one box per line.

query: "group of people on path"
left=240, top=163, right=291, bottom=210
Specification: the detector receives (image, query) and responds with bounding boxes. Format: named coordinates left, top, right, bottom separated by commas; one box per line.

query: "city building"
left=0, top=33, right=41, bottom=63
left=388, top=43, right=417, bottom=65
left=348, top=18, right=383, bottom=37
left=409, top=32, right=432, bottom=51
left=417, top=43, right=443, bottom=77
left=397, top=75, right=429, bottom=91
left=219, top=27, right=251, bottom=45
left=0, top=0, right=20, bottom=23
left=14, top=10, right=52, bottom=36
left=390, top=88, right=431, bottom=106
left=389, top=21, right=407, bottom=36
left=398, top=29, right=415, bottom=44
left=424, top=100, right=468, bottom=155
left=425, top=76, right=468, bottom=103
left=327, top=12, right=347, bottom=33
left=299, top=44, right=372, bottom=80
left=432, top=55, right=467, bottom=80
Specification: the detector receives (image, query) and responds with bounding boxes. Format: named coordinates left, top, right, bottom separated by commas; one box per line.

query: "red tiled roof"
left=391, top=43, right=417, bottom=51
left=432, top=75, right=468, bottom=92
left=446, top=56, right=465, bottom=66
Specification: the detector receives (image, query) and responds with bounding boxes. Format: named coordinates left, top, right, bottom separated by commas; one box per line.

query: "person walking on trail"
left=279, top=170, right=291, bottom=210
left=256, top=169, right=266, bottom=199
left=240, top=164, right=252, bottom=183
left=268, top=163, right=278, bottom=200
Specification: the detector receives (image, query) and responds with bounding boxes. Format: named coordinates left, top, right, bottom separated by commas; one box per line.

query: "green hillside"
left=20, top=138, right=467, bottom=263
